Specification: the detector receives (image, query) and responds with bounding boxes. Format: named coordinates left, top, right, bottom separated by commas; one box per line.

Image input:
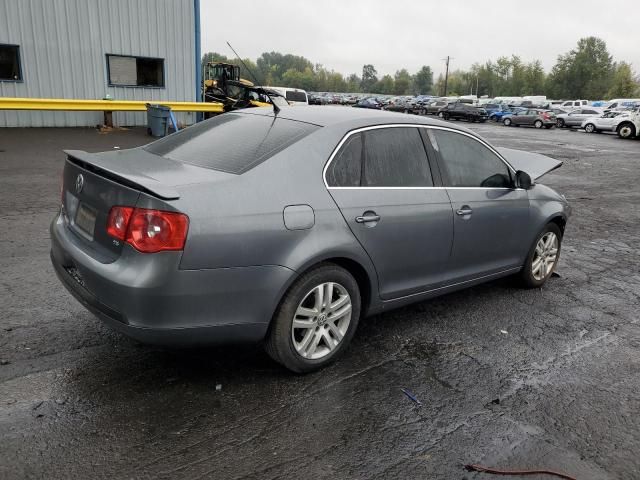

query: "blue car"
left=491, top=106, right=526, bottom=122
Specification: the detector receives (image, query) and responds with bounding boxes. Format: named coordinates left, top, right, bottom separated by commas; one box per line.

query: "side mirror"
left=515, top=170, right=532, bottom=190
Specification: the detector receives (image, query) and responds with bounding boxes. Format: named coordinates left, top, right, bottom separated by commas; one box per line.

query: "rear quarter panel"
left=175, top=125, right=377, bottom=279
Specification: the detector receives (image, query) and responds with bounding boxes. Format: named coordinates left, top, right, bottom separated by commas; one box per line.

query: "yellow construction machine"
left=202, top=62, right=286, bottom=115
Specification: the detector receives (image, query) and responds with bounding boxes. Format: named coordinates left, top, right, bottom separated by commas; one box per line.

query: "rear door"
left=326, top=126, right=454, bottom=299
left=426, top=127, right=530, bottom=282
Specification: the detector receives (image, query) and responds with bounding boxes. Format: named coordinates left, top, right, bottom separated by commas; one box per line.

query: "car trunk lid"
left=61, top=149, right=233, bottom=261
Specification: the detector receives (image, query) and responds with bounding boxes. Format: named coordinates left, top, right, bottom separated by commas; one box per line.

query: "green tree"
left=413, top=66, right=433, bottom=94
left=375, top=75, right=394, bottom=94
left=361, top=64, right=378, bottom=92
left=345, top=73, right=361, bottom=93
left=547, top=37, right=614, bottom=98
left=523, top=60, right=546, bottom=95
left=607, top=62, right=638, bottom=98
left=393, top=69, right=412, bottom=95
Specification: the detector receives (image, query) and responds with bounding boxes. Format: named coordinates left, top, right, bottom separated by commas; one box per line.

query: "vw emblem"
left=75, top=174, right=84, bottom=194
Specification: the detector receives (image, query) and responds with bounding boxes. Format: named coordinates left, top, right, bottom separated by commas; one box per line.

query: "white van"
left=267, top=87, right=309, bottom=106
left=605, top=99, right=640, bottom=110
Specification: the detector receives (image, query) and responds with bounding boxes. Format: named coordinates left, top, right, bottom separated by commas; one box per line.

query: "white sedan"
left=581, top=112, right=624, bottom=133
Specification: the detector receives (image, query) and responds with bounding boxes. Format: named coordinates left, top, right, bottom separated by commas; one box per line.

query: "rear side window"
left=145, top=113, right=318, bottom=174
left=428, top=129, right=511, bottom=188
left=326, top=133, right=362, bottom=187
left=285, top=91, right=307, bottom=102
left=362, top=127, right=433, bottom=187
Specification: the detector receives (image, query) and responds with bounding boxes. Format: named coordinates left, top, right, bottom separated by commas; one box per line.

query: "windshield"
left=285, top=91, right=307, bottom=102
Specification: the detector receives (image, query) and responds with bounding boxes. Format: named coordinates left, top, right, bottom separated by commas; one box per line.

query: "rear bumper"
left=50, top=212, right=295, bottom=346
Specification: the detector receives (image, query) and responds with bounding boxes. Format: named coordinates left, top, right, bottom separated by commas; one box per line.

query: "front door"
left=326, top=126, right=453, bottom=300
left=426, top=127, right=530, bottom=283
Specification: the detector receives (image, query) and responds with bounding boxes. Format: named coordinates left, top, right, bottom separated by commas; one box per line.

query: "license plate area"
left=74, top=203, right=97, bottom=239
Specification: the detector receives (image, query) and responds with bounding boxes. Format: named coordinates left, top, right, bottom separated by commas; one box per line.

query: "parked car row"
left=307, top=91, right=640, bottom=139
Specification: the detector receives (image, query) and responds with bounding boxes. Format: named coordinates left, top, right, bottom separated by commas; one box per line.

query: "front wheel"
left=519, top=224, right=562, bottom=288
left=618, top=123, right=637, bottom=139
left=265, top=264, right=361, bottom=373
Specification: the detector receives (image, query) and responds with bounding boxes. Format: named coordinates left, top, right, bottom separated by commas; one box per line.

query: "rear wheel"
left=556, top=118, right=565, bottom=128
left=534, top=120, right=543, bottom=129
left=265, top=264, right=361, bottom=373
left=503, top=118, right=512, bottom=127
left=519, top=223, right=562, bottom=288
left=584, top=123, right=596, bottom=133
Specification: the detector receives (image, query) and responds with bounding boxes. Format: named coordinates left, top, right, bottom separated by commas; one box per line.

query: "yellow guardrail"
left=0, top=97, right=224, bottom=113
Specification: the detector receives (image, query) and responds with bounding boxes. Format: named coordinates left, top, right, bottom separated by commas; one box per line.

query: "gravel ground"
left=0, top=122, right=639, bottom=479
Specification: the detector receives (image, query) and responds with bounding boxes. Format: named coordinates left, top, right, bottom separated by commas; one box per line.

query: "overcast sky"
left=201, top=0, right=639, bottom=78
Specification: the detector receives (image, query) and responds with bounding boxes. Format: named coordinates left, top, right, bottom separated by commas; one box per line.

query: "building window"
left=106, top=54, right=164, bottom=87
left=0, top=44, right=22, bottom=81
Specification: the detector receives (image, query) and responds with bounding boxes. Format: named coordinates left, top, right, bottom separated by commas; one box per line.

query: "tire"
left=556, top=118, right=565, bottom=128
left=265, top=263, right=361, bottom=373
left=438, top=112, right=444, bottom=118
left=618, top=122, right=636, bottom=139
left=534, top=120, right=543, bottom=129
left=503, top=118, right=512, bottom=127
left=468, top=117, right=475, bottom=123
left=584, top=123, right=596, bottom=133
left=519, top=223, right=562, bottom=288
left=442, top=113, right=449, bottom=120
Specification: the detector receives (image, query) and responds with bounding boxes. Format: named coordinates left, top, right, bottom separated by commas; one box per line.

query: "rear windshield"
left=145, top=113, right=319, bottom=174
left=285, top=91, right=307, bottom=102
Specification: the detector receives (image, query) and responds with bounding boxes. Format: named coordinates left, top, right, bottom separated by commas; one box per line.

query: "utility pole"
left=442, top=56, right=452, bottom=96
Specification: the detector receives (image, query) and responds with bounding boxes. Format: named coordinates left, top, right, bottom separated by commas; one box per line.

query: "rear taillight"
left=107, top=206, right=189, bottom=253
left=107, top=206, right=134, bottom=241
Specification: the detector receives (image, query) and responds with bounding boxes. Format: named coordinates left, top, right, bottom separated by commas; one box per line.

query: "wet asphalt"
left=0, top=121, right=639, bottom=479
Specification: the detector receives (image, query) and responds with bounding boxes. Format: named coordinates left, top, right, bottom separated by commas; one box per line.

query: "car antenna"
left=226, top=41, right=280, bottom=115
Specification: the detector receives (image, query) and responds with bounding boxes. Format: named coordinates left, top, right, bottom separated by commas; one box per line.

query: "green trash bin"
left=146, top=104, right=171, bottom=137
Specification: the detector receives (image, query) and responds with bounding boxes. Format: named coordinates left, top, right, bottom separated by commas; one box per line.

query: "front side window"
left=107, top=54, right=164, bottom=87
left=326, top=133, right=362, bottom=187
left=428, top=129, right=512, bottom=188
left=362, top=127, right=433, bottom=187
left=0, top=44, right=22, bottom=81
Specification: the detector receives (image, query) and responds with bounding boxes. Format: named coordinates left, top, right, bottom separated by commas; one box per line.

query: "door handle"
left=355, top=214, right=381, bottom=223
left=456, top=207, right=473, bottom=216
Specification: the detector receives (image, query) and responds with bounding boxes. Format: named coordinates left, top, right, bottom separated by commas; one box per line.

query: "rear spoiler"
left=64, top=149, right=180, bottom=200
left=496, top=147, right=563, bottom=180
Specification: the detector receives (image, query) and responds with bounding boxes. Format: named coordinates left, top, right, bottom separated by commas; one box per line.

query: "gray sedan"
left=50, top=107, right=570, bottom=372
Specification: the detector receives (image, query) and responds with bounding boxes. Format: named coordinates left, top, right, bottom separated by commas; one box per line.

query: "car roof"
left=233, top=105, right=457, bottom=130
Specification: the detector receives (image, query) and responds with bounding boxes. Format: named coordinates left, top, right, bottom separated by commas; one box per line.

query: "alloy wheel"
left=291, top=282, right=352, bottom=360
left=531, top=232, right=559, bottom=281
